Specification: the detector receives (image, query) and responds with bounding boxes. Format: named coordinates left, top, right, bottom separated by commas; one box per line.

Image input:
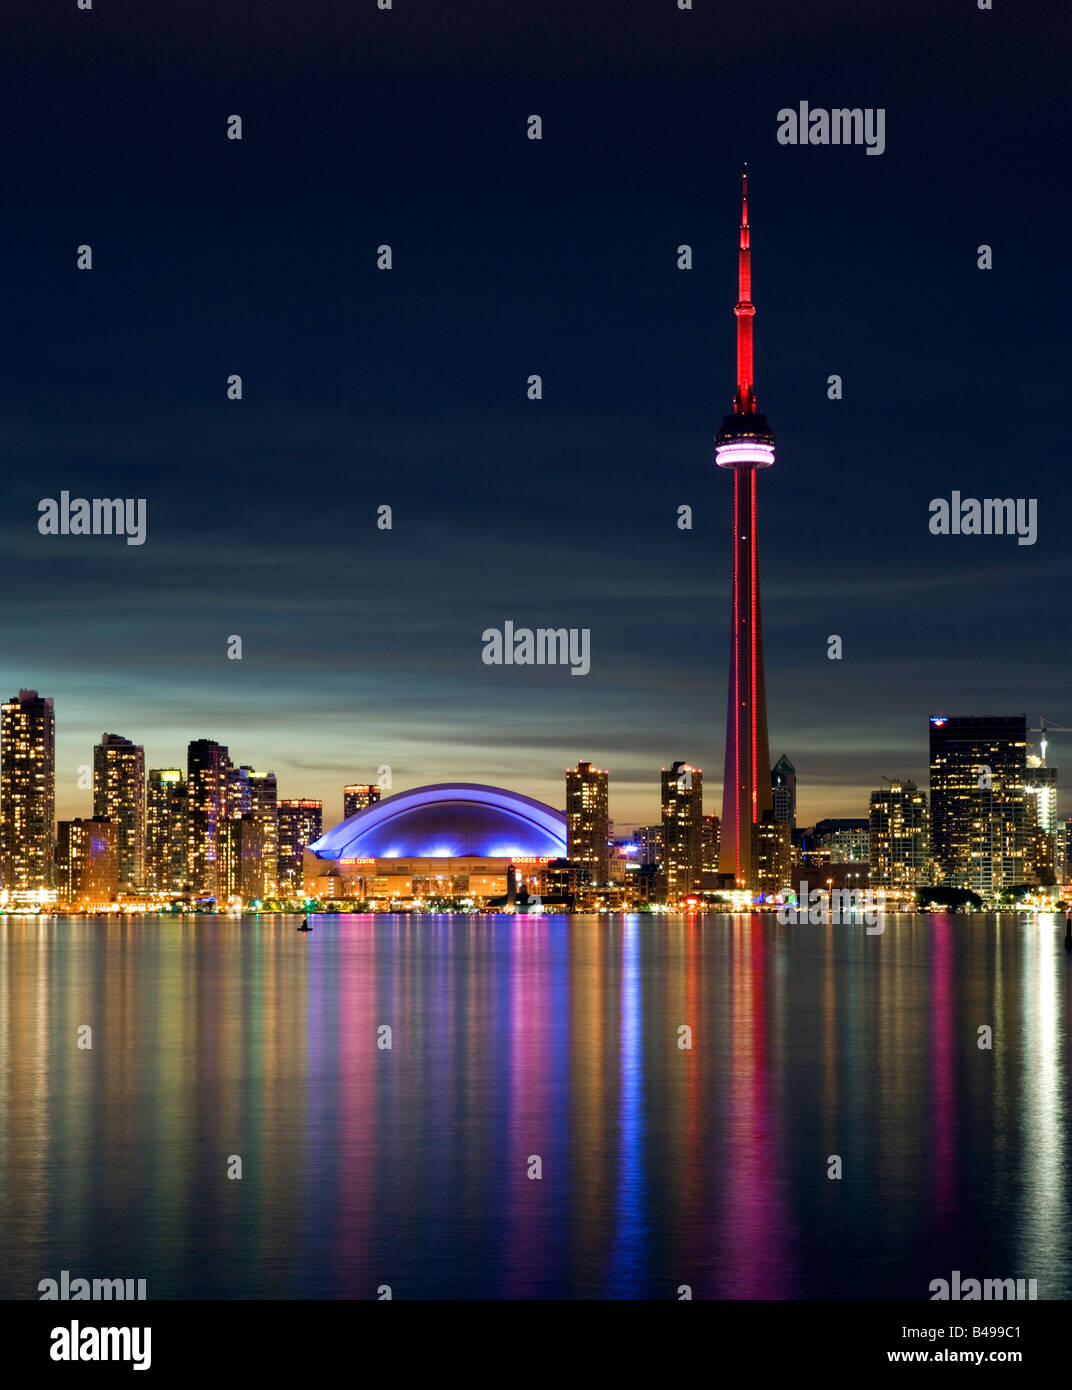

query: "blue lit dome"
left=309, top=783, right=567, bottom=860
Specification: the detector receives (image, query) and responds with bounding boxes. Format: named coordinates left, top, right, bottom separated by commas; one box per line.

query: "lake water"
left=1, top=912, right=1070, bottom=1299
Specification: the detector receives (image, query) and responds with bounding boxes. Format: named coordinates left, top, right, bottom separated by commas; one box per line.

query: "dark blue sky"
left=2, top=0, right=1069, bottom=828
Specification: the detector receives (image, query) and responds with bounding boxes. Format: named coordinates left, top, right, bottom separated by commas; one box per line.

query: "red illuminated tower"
left=717, top=166, right=775, bottom=887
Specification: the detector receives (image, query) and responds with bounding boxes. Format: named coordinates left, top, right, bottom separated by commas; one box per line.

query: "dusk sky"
left=2, top=0, right=1068, bottom=829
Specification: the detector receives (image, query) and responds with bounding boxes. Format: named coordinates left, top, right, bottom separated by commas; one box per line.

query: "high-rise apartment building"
left=219, top=815, right=265, bottom=903
left=0, top=689, right=56, bottom=896
left=93, top=732, right=145, bottom=891
left=146, top=769, right=188, bottom=894
left=701, top=814, right=721, bottom=882
left=661, top=761, right=703, bottom=900
left=929, top=716, right=1030, bottom=892
left=278, top=799, right=323, bottom=895
left=753, top=813, right=792, bottom=896
left=246, top=769, right=278, bottom=898
left=565, top=761, right=609, bottom=882
left=187, top=739, right=230, bottom=897
left=869, top=779, right=929, bottom=890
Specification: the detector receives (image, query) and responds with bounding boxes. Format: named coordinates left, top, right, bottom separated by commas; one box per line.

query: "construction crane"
left=1029, top=718, right=1072, bottom=766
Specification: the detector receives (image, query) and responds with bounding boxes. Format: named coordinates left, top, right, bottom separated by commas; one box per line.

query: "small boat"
left=297, top=918, right=313, bottom=932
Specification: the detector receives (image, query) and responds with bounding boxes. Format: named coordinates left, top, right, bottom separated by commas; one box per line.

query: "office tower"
left=93, top=732, right=145, bottom=891
left=343, top=784, right=381, bottom=821
left=218, top=815, right=265, bottom=903
left=56, top=818, right=119, bottom=908
left=661, top=761, right=703, bottom=900
left=0, top=689, right=56, bottom=896
left=771, top=754, right=796, bottom=828
left=146, top=769, right=188, bottom=894
left=565, top=761, right=609, bottom=882
left=717, top=169, right=776, bottom=886
left=187, top=739, right=230, bottom=897
left=278, top=799, right=323, bottom=895
left=929, top=715, right=1030, bottom=890
left=869, top=779, right=929, bottom=890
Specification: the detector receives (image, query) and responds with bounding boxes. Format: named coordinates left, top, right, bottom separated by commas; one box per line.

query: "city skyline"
left=2, top=4, right=1067, bottom=841
left=0, top=679, right=1064, bottom=835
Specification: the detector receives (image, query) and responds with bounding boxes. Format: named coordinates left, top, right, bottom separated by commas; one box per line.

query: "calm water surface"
left=1, top=912, right=1070, bottom=1299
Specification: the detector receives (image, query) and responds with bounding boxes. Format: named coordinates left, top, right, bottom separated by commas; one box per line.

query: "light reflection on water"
left=1, top=912, right=1070, bottom=1299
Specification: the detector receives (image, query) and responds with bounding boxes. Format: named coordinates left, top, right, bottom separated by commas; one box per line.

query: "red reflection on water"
left=718, top=917, right=793, bottom=1297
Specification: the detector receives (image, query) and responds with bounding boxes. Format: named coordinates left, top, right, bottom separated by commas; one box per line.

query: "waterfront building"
left=146, top=769, right=188, bottom=894
left=278, top=799, right=323, bottom=895
left=186, top=739, right=230, bottom=897
left=0, top=689, right=55, bottom=897
left=565, top=761, right=609, bottom=883
left=869, top=779, right=929, bottom=890
left=93, top=732, right=145, bottom=891
left=306, top=783, right=566, bottom=904
left=56, top=817, right=118, bottom=908
left=661, top=761, right=703, bottom=900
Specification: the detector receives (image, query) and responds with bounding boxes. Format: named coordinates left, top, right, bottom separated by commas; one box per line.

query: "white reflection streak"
left=1020, top=918, right=1064, bottom=1286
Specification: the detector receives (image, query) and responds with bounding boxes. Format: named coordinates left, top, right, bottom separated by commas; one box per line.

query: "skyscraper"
left=929, top=716, right=1030, bottom=891
left=278, top=799, right=323, bottom=895
left=771, top=754, right=796, bottom=828
left=0, top=689, right=56, bottom=897
left=661, top=761, right=703, bottom=900
left=343, top=783, right=381, bottom=820
left=565, top=761, right=609, bottom=882
left=218, top=814, right=264, bottom=903
left=93, top=732, right=145, bottom=891
left=701, top=814, right=721, bottom=883
left=869, top=780, right=929, bottom=890
left=246, top=769, right=278, bottom=898
left=717, top=168, right=775, bottom=887
left=1024, top=758, right=1058, bottom=834
left=187, top=739, right=230, bottom=897
left=146, top=769, right=188, bottom=894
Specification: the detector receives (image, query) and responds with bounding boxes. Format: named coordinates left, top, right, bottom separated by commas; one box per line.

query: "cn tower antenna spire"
left=734, top=162, right=756, bottom=415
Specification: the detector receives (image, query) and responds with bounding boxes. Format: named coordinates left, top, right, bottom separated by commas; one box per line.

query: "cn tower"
left=717, top=166, right=775, bottom=887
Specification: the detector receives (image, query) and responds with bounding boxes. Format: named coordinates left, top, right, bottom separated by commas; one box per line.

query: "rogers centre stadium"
left=303, top=782, right=567, bottom=903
